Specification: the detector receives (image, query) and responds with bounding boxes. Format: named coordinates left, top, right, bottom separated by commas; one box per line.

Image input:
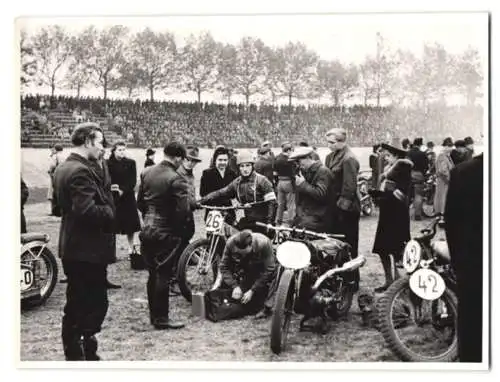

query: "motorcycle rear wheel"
left=21, top=247, right=58, bottom=308
left=176, top=238, right=223, bottom=302
left=375, top=276, right=458, bottom=362
left=270, top=269, right=295, bottom=355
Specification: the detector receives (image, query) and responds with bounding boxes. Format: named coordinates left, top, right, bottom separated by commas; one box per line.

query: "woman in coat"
left=200, top=147, right=238, bottom=225
left=107, top=141, right=141, bottom=255
left=371, top=143, right=413, bottom=292
left=434, top=137, right=455, bottom=215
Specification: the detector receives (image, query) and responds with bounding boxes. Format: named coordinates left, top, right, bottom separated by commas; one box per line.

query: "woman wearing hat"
left=107, top=141, right=142, bottom=256
left=371, top=143, right=413, bottom=292
left=144, top=148, right=156, bottom=168
left=434, top=137, right=455, bottom=215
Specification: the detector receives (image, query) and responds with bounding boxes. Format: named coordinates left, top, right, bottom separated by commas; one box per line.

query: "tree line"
left=20, top=26, right=484, bottom=109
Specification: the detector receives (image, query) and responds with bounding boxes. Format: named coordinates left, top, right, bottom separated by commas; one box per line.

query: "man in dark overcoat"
left=444, top=153, right=483, bottom=362
left=136, top=142, right=190, bottom=330
left=325, top=128, right=361, bottom=291
left=54, top=122, right=116, bottom=361
left=21, top=177, right=29, bottom=233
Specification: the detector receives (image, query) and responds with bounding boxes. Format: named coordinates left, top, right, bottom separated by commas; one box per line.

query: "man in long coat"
left=325, top=128, right=361, bottom=291
left=434, top=137, right=455, bottom=215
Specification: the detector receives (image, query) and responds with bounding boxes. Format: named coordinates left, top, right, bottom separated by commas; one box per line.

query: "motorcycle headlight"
left=276, top=241, right=311, bottom=269
left=403, top=239, right=422, bottom=273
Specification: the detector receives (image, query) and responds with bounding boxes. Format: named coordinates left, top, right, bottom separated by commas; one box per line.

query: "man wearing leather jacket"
left=198, top=151, right=277, bottom=237
left=136, top=142, right=190, bottom=330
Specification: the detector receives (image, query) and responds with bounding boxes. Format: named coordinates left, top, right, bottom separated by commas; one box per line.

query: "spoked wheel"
left=176, top=237, right=223, bottom=302
left=376, top=276, right=458, bottom=362
left=21, top=247, right=58, bottom=308
left=270, top=269, right=296, bottom=355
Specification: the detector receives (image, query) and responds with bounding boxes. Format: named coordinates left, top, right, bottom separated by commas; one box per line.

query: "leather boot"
left=62, top=320, right=85, bottom=361
left=83, top=335, right=101, bottom=361
left=152, top=318, right=185, bottom=330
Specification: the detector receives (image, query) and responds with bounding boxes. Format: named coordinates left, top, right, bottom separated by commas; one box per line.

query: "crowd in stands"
left=21, top=94, right=484, bottom=148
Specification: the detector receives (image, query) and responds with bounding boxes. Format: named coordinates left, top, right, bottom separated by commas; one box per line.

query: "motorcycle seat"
left=21, top=233, right=49, bottom=245
left=431, top=240, right=450, bottom=263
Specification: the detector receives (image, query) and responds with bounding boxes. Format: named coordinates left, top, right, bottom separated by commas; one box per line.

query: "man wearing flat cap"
left=176, top=146, right=203, bottom=280
left=325, top=128, right=361, bottom=291
left=136, top=142, right=190, bottom=330
left=288, top=146, right=333, bottom=233
left=255, top=146, right=275, bottom=186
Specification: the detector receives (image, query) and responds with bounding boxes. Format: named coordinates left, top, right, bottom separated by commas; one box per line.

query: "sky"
left=18, top=12, right=489, bottom=104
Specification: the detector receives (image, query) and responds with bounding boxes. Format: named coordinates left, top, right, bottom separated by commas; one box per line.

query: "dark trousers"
left=62, top=260, right=108, bottom=360
left=335, top=210, right=360, bottom=288
left=141, top=233, right=183, bottom=322
left=21, top=208, right=27, bottom=234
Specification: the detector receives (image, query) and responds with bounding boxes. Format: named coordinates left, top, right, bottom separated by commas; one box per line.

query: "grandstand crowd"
left=21, top=94, right=484, bottom=149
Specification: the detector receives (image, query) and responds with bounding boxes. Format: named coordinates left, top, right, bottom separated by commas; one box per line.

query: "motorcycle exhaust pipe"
left=311, top=255, right=366, bottom=291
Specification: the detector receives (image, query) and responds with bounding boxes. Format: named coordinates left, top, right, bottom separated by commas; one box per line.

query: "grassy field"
left=20, top=147, right=442, bottom=362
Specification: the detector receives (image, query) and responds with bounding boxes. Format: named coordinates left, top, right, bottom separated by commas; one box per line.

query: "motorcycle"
left=375, top=214, right=458, bottom=362
left=358, top=171, right=374, bottom=216
left=20, top=233, right=58, bottom=308
left=176, top=203, right=290, bottom=302
left=254, top=222, right=366, bottom=355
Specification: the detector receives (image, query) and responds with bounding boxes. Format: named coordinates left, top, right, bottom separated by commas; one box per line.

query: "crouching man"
left=216, top=230, right=276, bottom=318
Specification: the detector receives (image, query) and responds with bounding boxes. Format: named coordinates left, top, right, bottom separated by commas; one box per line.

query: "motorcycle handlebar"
left=255, top=222, right=345, bottom=240
left=198, top=200, right=269, bottom=210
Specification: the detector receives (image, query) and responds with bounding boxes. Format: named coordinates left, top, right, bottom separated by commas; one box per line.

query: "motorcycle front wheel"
left=270, top=269, right=296, bottom=355
left=176, top=237, right=223, bottom=302
left=21, top=247, right=58, bottom=308
left=375, top=276, right=458, bottom=362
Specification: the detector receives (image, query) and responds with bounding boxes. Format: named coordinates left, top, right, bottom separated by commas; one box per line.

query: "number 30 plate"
left=205, top=211, right=224, bottom=233
left=409, top=268, right=446, bottom=301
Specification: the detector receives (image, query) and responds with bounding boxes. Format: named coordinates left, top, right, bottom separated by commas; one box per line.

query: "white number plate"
left=20, top=269, right=34, bottom=291
left=205, top=211, right=224, bottom=233
left=409, top=268, right=446, bottom=301
left=403, top=240, right=421, bottom=273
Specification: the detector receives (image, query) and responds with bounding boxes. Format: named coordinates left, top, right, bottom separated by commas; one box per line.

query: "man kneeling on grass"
left=216, top=230, right=276, bottom=318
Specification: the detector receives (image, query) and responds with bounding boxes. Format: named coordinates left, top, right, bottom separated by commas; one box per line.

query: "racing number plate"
left=20, top=269, right=34, bottom=291
left=205, top=210, right=224, bottom=233
left=409, top=268, right=446, bottom=301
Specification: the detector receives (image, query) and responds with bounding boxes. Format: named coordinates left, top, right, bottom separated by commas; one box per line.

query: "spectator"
left=451, top=140, right=469, bottom=166
left=144, top=148, right=156, bottom=168
left=48, top=144, right=64, bottom=216
left=254, top=146, right=275, bottom=185
left=54, top=122, right=116, bottom=361
left=425, top=141, right=437, bottom=175
left=325, top=128, right=361, bottom=291
left=434, top=137, right=455, bottom=215
left=371, top=143, right=413, bottom=292
left=21, top=177, right=29, bottom=233
left=464, top=136, right=475, bottom=161
left=407, top=137, right=428, bottom=220
left=401, top=138, right=410, bottom=150
left=274, top=142, right=296, bottom=227
left=107, top=141, right=142, bottom=257
left=444, top=153, right=483, bottom=362
left=298, top=140, right=321, bottom=162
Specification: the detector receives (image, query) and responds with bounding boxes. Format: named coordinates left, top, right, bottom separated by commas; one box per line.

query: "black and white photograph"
left=12, top=5, right=491, bottom=371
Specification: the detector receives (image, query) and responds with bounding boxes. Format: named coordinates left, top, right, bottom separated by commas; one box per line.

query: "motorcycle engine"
left=309, top=278, right=341, bottom=320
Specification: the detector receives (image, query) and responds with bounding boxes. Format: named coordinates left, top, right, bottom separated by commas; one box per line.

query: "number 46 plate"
left=409, top=268, right=446, bottom=301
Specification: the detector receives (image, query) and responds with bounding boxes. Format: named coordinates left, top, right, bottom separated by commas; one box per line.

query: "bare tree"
left=216, top=43, right=238, bottom=104
left=453, top=46, right=483, bottom=106
left=64, top=32, right=94, bottom=98
left=20, top=29, right=37, bottom=88
left=86, top=25, right=129, bottom=100
left=273, top=42, right=319, bottom=108
left=129, top=28, right=177, bottom=102
left=31, top=25, right=71, bottom=97
left=233, top=37, right=268, bottom=107
left=178, top=31, right=219, bottom=104
left=316, top=60, right=358, bottom=106
left=115, top=61, right=143, bottom=99
left=358, top=33, right=394, bottom=107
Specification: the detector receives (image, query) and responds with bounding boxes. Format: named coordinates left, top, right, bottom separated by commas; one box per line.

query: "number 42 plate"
left=409, top=268, right=446, bottom=301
